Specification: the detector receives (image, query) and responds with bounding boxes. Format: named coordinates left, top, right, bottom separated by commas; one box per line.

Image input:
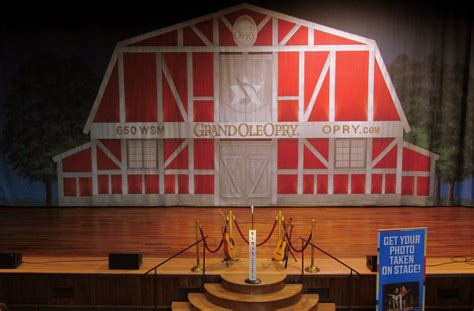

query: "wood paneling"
left=0, top=207, right=472, bottom=258
left=1, top=273, right=472, bottom=308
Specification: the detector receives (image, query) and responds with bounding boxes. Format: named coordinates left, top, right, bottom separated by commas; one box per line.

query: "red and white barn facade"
left=53, top=4, right=439, bottom=206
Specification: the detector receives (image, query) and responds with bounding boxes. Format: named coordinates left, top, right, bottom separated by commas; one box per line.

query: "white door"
left=219, top=140, right=272, bottom=205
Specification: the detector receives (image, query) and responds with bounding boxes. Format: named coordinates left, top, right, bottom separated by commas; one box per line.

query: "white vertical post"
left=57, top=160, right=64, bottom=205
left=272, top=52, right=278, bottom=122
left=414, top=176, right=418, bottom=196
left=156, top=53, right=164, bottom=196
left=272, top=138, right=278, bottom=205
left=158, top=139, right=164, bottom=195
left=213, top=17, right=218, bottom=46
left=214, top=52, right=219, bottom=122
left=214, top=140, right=220, bottom=206
left=328, top=138, right=335, bottom=194
left=297, top=139, right=304, bottom=194
left=368, top=49, right=375, bottom=122
left=187, top=52, right=195, bottom=195
left=298, top=51, right=304, bottom=121
left=366, top=138, right=373, bottom=194
left=272, top=17, right=278, bottom=46
left=248, top=229, right=257, bottom=281
left=382, top=173, right=386, bottom=194
left=177, top=28, right=183, bottom=47
left=187, top=52, right=193, bottom=122
left=347, top=173, right=352, bottom=195
left=329, top=51, right=336, bottom=122
left=118, top=52, right=125, bottom=124
left=91, top=140, right=98, bottom=195
left=313, top=174, right=317, bottom=194
left=189, top=139, right=195, bottom=194
left=121, top=139, right=128, bottom=195
left=156, top=53, right=163, bottom=123
left=429, top=158, right=436, bottom=199
left=396, top=138, right=403, bottom=194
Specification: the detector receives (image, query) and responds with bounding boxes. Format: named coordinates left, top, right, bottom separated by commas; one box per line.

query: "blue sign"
left=377, top=228, right=427, bottom=311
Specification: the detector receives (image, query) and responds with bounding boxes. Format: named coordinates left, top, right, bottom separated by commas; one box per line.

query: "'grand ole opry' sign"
left=53, top=4, right=439, bottom=206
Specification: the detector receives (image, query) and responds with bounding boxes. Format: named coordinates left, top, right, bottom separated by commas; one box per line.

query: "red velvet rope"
left=233, top=220, right=249, bottom=244
left=257, top=219, right=278, bottom=247
left=234, top=219, right=278, bottom=247
left=199, top=227, right=224, bottom=253
left=283, top=221, right=312, bottom=253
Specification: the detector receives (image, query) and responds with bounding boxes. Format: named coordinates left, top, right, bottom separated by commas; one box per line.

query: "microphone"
left=251, top=205, right=254, bottom=229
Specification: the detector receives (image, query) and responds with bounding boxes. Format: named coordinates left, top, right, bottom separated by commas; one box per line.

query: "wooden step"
left=277, top=294, right=319, bottom=310
left=220, top=273, right=286, bottom=294
left=186, top=292, right=320, bottom=311
left=316, top=302, right=336, bottom=311
left=188, top=293, right=230, bottom=310
left=171, top=301, right=191, bottom=310
left=204, top=283, right=302, bottom=310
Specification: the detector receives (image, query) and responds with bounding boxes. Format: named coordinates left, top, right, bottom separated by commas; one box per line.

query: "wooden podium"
left=172, top=273, right=335, bottom=310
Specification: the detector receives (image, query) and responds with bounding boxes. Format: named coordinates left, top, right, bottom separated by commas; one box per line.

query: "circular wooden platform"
left=204, top=283, right=302, bottom=309
left=220, top=273, right=286, bottom=294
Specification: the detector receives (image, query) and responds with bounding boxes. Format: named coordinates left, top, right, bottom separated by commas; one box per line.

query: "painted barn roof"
left=83, top=3, right=410, bottom=133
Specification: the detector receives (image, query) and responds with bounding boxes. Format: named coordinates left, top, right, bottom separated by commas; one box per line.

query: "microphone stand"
left=251, top=205, right=254, bottom=230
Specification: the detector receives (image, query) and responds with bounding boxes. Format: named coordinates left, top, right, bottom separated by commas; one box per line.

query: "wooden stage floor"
left=0, top=206, right=473, bottom=309
left=0, top=206, right=472, bottom=259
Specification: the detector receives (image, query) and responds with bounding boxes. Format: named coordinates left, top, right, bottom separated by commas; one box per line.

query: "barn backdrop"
left=1, top=2, right=472, bottom=206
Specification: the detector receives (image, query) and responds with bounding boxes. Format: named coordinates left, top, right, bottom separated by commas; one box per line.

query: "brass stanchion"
left=191, top=220, right=204, bottom=272
left=304, top=219, right=320, bottom=273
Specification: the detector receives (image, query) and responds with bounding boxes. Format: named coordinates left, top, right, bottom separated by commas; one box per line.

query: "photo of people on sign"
left=383, top=281, right=419, bottom=310
left=377, top=228, right=426, bottom=311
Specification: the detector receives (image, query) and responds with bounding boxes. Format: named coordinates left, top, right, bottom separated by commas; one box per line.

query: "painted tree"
left=1, top=54, right=98, bottom=205
left=389, top=54, right=473, bottom=205
left=436, top=64, right=473, bottom=205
